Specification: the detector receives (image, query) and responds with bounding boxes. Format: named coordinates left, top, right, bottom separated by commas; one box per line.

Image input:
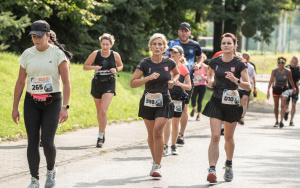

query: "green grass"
left=250, top=52, right=300, bottom=75
left=255, top=89, right=267, bottom=102
left=0, top=51, right=269, bottom=141
left=0, top=51, right=144, bottom=141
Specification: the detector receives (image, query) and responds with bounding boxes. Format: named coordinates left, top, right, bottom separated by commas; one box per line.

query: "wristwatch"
left=62, top=105, right=69, bottom=109
left=237, top=79, right=241, bottom=84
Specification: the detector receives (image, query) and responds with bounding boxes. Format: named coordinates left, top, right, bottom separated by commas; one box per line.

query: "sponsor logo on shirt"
left=149, top=68, right=151, bottom=73
left=164, top=66, right=169, bottom=71
left=49, top=61, right=52, bottom=63
left=231, top=67, right=235, bottom=72
left=216, top=65, right=218, bottom=71
left=189, top=49, right=194, bottom=54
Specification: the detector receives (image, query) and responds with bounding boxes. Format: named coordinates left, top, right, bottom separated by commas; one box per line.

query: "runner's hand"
left=95, top=65, right=102, bottom=71
left=225, top=71, right=237, bottom=83
left=206, top=79, right=214, bottom=88
left=147, top=72, right=160, bottom=81
left=110, top=68, right=117, bottom=74
left=267, top=92, right=270, bottom=100
left=253, top=89, right=257, bottom=96
left=192, top=63, right=200, bottom=71
left=59, top=108, right=69, bottom=124
left=12, top=109, right=20, bottom=125
left=168, top=80, right=175, bottom=89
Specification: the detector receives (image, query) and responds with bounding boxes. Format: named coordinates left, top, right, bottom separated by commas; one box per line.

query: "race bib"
left=222, top=90, right=240, bottom=105
left=173, top=100, right=183, bottom=112
left=193, top=75, right=202, bottom=84
left=30, top=76, right=53, bottom=94
left=144, top=93, right=163, bottom=107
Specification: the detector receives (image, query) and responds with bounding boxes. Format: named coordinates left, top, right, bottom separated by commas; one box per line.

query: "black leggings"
left=191, top=85, right=207, bottom=112
left=24, top=92, right=62, bottom=179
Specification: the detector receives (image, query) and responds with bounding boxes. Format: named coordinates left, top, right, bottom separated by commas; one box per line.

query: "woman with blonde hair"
left=83, top=33, right=123, bottom=148
left=130, top=33, right=179, bottom=177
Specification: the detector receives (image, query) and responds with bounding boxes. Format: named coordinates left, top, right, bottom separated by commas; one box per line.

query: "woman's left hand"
left=59, top=108, right=69, bottom=124
left=225, top=71, right=237, bottom=83
left=110, top=68, right=117, bottom=74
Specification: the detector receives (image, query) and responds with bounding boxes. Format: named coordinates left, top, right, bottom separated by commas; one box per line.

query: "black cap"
left=168, top=45, right=184, bottom=55
left=179, top=22, right=191, bottom=31
left=29, top=20, right=50, bottom=37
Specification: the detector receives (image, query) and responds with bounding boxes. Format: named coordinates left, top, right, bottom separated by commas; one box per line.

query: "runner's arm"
left=111, top=52, right=123, bottom=74
left=12, top=66, right=27, bottom=124
left=59, top=60, right=71, bottom=124
left=130, top=69, right=159, bottom=88
left=83, top=51, right=102, bottom=71
left=176, top=74, right=192, bottom=91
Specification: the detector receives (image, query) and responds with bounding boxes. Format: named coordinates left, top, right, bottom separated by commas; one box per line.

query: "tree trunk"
left=213, top=21, right=223, bottom=53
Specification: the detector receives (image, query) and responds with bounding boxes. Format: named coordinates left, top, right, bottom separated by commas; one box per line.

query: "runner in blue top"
left=164, top=22, right=202, bottom=146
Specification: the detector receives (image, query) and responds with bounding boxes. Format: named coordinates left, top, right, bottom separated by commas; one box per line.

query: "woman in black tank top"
left=83, top=33, right=123, bottom=148
left=267, top=56, right=296, bottom=128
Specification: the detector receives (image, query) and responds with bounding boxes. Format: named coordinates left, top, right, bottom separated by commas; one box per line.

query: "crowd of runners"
left=12, top=20, right=300, bottom=188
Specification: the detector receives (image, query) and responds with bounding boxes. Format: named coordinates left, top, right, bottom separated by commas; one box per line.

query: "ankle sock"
left=226, top=160, right=232, bottom=166
left=98, top=132, right=104, bottom=139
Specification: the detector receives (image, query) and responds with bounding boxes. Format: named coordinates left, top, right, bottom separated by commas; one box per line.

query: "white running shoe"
left=27, top=177, right=39, bottom=188
left=163, top=145, right=168, bottom=156
left=149, top=161, right=155, bottom=175
left=151, top=164, right=162, bottom=178
left=45, top=167, right=57, bottom=188
left=171, top=145, right=179, bottom=155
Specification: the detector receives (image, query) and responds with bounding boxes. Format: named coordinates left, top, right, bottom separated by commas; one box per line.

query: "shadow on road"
left=74, top=175, right=153, bottom=187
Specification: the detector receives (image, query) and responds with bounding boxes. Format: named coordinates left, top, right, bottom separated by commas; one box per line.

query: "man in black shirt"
left=284, top=56, right=300, bottom=126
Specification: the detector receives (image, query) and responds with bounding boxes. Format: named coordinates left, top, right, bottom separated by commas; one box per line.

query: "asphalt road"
left=1, top=95, right=300, bottom=187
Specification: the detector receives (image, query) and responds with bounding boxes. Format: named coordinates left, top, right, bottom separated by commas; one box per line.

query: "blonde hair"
left=180, top=56, right=188, bottom=65
left=148, top=33, right=168, bottom=49
left=202, top=53, right=207, bottom=62
left=99, top=33, right=115, bottom=45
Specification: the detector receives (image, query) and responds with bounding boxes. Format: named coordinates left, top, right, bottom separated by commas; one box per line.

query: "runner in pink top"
left=190, top=54, right=208, bottom=120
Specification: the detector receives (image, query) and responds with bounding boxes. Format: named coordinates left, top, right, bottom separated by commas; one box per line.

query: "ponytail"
left=50, top=34, right=73, bottom=60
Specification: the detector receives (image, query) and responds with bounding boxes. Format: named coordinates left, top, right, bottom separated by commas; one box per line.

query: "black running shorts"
left=202, top=96, right=243, bottom=123
left=138, top=93, right=174, bottom=120
left=91, top=76, right=116, bottom=99
left=238, top=89, right=251, bottom=98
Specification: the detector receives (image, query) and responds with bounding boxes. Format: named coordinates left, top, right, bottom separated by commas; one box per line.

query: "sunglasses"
left=278, top=59, right=286, bottom=64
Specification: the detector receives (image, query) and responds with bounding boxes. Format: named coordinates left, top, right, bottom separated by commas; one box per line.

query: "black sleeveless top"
left=94, top=50, right=116, bottom=70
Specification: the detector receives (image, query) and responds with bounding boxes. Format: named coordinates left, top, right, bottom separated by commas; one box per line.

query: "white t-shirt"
left=18, top=45, right=67, bottom=94
left=238, top=63, right=255, bottom=90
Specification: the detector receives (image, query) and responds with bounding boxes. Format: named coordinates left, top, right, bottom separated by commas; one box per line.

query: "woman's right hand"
left=12, top=109, right=20, bottom=125
left=95, top=66, right=102, bottom=71
left=147, top=72, right=160, bottom=81
left=267, top=92, right=270, bottom=100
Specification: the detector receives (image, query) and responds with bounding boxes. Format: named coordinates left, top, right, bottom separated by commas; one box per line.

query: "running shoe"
left=163, top=144, right=168, bottom=156
left=220, top=128, right=224, bottom=136
left=279, top=122, right=284, bottom=128
left=290, top=121, right=295, bottom=126
left=176, top=136, right=184, bottom=145
left=284, top=112, right=289, bottom=121
left=149, top=161, right=155, bottom=175
left=151, top=164, right=162, bottom=178
left=45, top=167, right=57, bottom=188
left=96, top=134, right=105, bottom=148
left=274, top=122, right=279, bottom=127
left=27, top=177, right=39, bottom=188
left=207, top=168, right=217, bottom=183
left=196, top=115, right=200, bottom=121
left=223, top=164, right=233, bottom=182
left=171, top=145, right=179, bottom=155
left=190, top=109, right=195, bottom=117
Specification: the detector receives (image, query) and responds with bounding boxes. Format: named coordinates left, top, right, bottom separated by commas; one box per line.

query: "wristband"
left=293, top=88, right=296, bottom=91
left=267, top=90, right=270, bottom=93
left=116, top=67, right=118, bottom=72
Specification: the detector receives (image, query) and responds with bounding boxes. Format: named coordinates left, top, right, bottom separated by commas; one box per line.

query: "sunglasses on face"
left=278, top=59, right=286, bottom=64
